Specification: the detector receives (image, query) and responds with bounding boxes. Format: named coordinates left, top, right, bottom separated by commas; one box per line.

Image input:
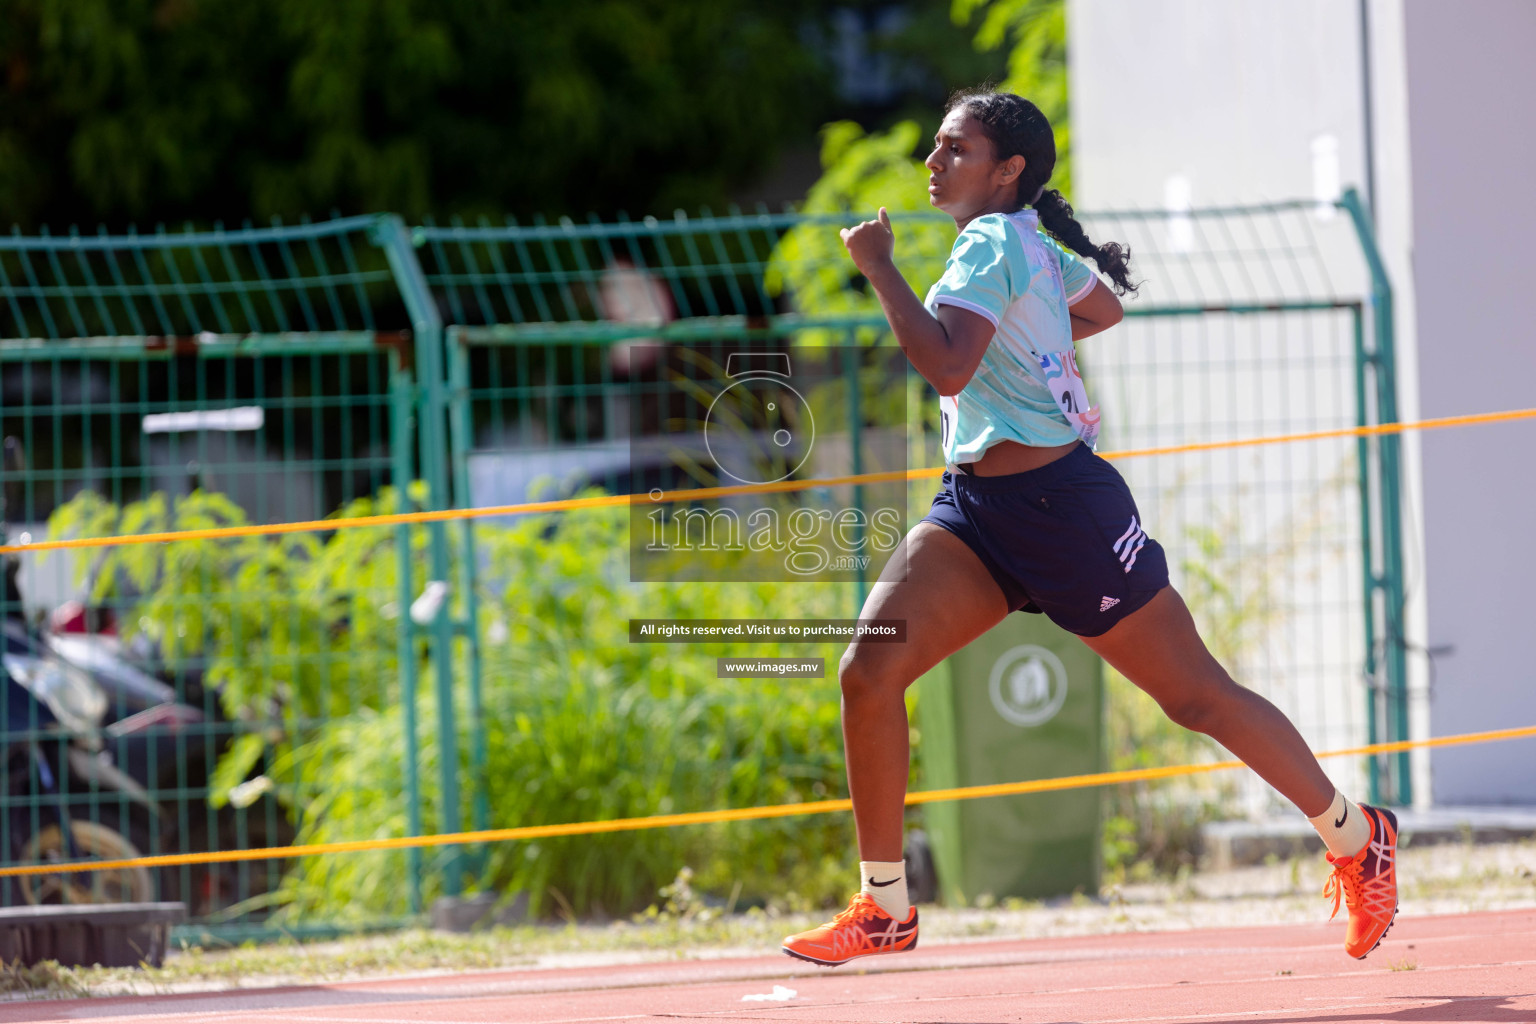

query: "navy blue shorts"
left=921, top=444, right=1169, bottom=637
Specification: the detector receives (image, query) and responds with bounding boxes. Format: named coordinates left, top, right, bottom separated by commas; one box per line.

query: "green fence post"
left=391, top=363, right=424, bottom=915
left=1350, top=303, right=1382, bottom=801
left=1340, top=188, right=1411, bottom=805
left=373, top=215, right=464, bottom=896
left=448, top=330, right=490, bottom=848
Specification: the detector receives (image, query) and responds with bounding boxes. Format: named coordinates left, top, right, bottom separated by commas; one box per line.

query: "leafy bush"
left=49, top=487, right=861, bottom=921
left=1100, top=662, right=1233, bottom=883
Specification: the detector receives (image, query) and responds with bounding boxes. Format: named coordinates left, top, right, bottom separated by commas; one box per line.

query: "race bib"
left=1038, top=350, right=1101, bottom=449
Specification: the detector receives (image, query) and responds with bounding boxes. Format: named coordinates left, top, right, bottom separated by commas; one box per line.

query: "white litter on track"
left=741, top=984, right=797, bottom=1002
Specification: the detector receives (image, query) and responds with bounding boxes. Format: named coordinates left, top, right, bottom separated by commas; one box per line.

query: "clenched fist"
left=840, top=207, right=895, bottom=276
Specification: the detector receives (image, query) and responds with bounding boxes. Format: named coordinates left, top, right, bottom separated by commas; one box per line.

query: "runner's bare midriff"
left=961, top=438, right=1080, bottom=476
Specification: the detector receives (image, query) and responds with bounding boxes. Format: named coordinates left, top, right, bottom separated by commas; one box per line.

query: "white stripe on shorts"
left=1113, top=516, right=1141, bottom=555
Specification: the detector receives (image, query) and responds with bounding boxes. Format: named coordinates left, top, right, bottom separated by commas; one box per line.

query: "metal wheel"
left=16, top=815, right=154, bottom=905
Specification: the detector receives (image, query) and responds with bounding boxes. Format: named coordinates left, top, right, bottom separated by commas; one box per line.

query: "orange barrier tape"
left=2, top=722, right=1532, bottom=879
left=3, top=406, right=1534, bottom=557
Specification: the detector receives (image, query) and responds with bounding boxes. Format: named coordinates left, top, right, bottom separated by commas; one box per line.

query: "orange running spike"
left=782, top=892, right=919, bottom=967
left=1324, top=804, right=1400, bottom=959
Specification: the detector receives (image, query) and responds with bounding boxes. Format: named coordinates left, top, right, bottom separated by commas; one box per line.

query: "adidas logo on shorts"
left=1099, top=596, right=1120, bottom=612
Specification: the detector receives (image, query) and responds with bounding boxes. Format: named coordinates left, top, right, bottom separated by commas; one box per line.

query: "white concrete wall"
left=1068, top=0, right=1536, bottom=806
left=1401, top=0, right=1536, bottom=804
left=1068, top=0, right=1367, bottom=210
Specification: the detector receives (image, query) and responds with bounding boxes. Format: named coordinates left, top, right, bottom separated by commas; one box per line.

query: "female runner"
left=781, top=90, right=1398, bottom=967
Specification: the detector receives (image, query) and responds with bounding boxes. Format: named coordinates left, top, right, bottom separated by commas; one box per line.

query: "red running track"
left=7, top=908, right=1534, bottom=1023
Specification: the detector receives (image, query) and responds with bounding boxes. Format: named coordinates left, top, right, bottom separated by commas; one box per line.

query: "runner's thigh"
left=842, top=522, right=1011, bottom=689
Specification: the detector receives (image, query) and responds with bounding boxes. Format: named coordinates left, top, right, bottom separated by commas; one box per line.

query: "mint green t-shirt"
left=921, top=210, right=1103, bottom=464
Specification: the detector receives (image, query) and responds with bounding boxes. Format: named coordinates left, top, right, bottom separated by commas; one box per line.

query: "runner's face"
left=925, top=111, right=1019, bottom=226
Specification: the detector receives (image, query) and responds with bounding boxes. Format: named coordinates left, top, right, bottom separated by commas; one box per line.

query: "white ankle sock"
left=1307, top=790, right=1371, bottom=859
left=859, top=860, right=910, bottom=919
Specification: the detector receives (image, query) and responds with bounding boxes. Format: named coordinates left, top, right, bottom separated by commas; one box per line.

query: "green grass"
left=0, top=910, right=822, bottom=1000
left=0, top=959, right=93, bottom=1000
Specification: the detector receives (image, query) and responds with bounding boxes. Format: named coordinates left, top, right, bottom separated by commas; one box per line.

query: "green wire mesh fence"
left=0, top=216, right=432, bottom=939
left=1077, top=195, right=1404, bottom=816
left=0, top=195, right=1406, bottom=940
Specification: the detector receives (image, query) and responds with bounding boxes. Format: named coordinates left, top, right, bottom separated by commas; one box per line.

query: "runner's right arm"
left=841, top=208, right=994, bottom=395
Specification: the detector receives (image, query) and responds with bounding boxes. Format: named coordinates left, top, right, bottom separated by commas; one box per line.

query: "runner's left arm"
left=1068, top=278, right=1123, bottom=341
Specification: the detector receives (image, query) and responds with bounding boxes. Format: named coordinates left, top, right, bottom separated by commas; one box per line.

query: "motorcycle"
left=3, top=437, right=292, bottom=917
left=2, top=562, right=162, bottom=907
left=42, top=610, right=292, bottom=919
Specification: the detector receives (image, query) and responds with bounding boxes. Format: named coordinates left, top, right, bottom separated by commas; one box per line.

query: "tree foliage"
left=766, top=122, right=955, bottom=345
left=953, top=0, right=1070, bottom=190
left=0, top=0, right=831, bottom=229
left=768, top=0, right=1067, bottom=326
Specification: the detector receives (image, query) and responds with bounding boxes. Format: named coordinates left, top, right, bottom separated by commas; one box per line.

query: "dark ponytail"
left=947, top=89, right=1139, bottom=296
left=1032, top=188, right=1137, bottom=296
